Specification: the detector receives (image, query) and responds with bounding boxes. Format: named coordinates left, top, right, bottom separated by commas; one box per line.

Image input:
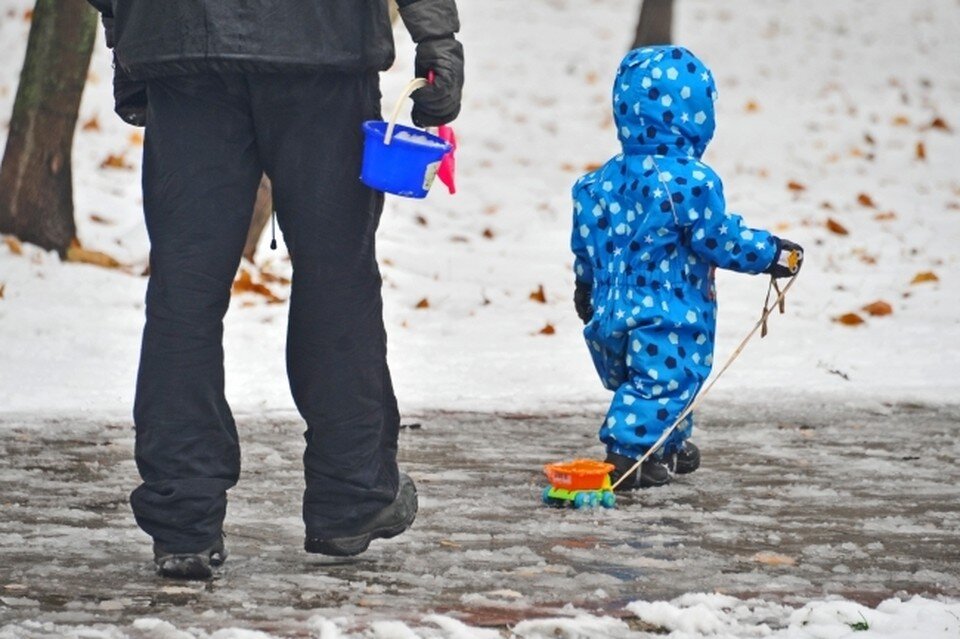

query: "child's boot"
left=605, top=451, right=671, bottom=491
left=666, top=441, right=701, bottom=475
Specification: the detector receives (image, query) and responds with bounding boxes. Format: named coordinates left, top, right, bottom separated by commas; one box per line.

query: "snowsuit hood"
left=613, top=46, right=718, bottom=159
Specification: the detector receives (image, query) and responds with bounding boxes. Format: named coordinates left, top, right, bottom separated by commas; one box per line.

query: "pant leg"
left=131, top=74, right=263, bottom=551
left=600, top=324, right=705, bottom=459
left=247, top=72, right=399, bottom=537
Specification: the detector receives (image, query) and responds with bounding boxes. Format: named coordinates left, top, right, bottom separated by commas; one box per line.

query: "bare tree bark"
left=632, top=0, right=674, bottom=49
left=243, top=175, right=273, bottom=263
left=0, top=0, right=97, bottom=256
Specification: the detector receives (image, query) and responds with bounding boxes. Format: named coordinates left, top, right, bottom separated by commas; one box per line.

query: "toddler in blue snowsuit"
left=571, top=46, right=802, bottom=489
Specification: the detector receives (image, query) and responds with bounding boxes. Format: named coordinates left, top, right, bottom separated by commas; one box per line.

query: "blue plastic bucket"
left=360, top=121, right=452, bottom=199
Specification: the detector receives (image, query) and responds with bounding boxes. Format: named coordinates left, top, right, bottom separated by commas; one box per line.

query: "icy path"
left=1, top=402, right=957, bottom=637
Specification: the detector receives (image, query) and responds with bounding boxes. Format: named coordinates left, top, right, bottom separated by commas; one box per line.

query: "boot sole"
left=305, top=478, right=418, bottom=557
left=305, top=519, right=412, bottom=557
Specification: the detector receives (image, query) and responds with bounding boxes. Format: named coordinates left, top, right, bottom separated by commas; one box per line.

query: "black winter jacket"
left=86, top=0, right=421, bottom=80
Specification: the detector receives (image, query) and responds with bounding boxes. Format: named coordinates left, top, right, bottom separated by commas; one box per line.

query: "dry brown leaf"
left=128, top=131, right=144, bottom=146
left=99, top=153, right=133, bottom=170
left=745, top=100, right=760, bottom=113
left=835, top=313, right=865, bottom=326
left=529, top=285, right=547, bottom=304
left=0, top=283, right=5, bottom=299
left=825, top=218, right=849, bottom=235
left=415, top=215, right=428, bottom=226
left=928, top=117, right=951, bottom=132
left=232, top=269, right=282, bottom=303
left=862, top=300, right=893, bottom=317
left=857, top=193, right=876, bottom=208
left=787, top=181, right=806, bottom=192
left=911, top=271, right=939, bottom=285
left=66, top=244, right=122, bottom=269
left=89, top=213, right=113, bottom=225
left=583, top=162, right=603, bottom=172
left=820, top=201, right=835, bottom=210
left=751, top=552, right=796, bottom=567
left=539, top=323, right=556, bottom=335
left=4, top=236, right=23, bottom=255
left=415, top=297, right=430, bottom=309
left=892, top=115, right=910, bottom=126
left=482, top=228, right=495, bottom=240
left=81, top=116, right=100, bottom=132
left=916, top=141, right=926, bottom=160
left=874, top=211, right=896, bottom=221
left=23, top=9, right=32, bottom=21
left=259, top=271, right=291, bottom=286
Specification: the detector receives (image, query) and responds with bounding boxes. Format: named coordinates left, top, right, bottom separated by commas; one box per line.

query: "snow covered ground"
left=0, top=0, right=958, bottom=417
left=1, top=0, right=959, bottom=636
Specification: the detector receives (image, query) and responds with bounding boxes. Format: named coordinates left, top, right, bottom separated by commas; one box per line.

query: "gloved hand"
left=768, top=238, right=804, bottom=278
left=113, top=53, right=147, bottom=127
left=574, top=280, right=594, bottom=324
left=399, top=0, right=464, bottom=127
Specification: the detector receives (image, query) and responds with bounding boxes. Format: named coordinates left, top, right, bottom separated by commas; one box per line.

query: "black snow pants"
left=130, top=72, right=400, bottom=552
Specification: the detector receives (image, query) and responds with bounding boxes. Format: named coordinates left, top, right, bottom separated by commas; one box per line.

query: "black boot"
left=666, top=441, right=701, bottom=475
left=605, top=452, right=671, bottom=491
left=305, top=473, right=418, bottom=557
left=154, top=536, right=226, bottom=580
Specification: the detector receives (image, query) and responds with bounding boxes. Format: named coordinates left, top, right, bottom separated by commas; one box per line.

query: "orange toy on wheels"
left=542, top=460, right=616, bottom=509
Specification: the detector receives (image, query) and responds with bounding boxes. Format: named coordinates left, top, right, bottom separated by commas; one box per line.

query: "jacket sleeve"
left=683, top=168, right=778, bottom=275
left=397, top=0, right=459, bottom=41
left=571, top=180, right=596, bottom=284
left=86, top=0, right=112, bottom=17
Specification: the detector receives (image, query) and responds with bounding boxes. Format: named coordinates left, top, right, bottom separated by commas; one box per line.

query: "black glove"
left=768, top=238, right=804, bottom=278
left=574, top=281, right=594, bottom=324
left=399, top=0, right=464, bottom=127
left=113, top=54, right=147, bottom=127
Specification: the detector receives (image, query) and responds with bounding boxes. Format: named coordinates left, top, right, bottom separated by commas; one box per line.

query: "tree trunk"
left=0, top=0, right=97, bottom=256
left=243, top=175, right=273, bottom=263
left=632, top=0, right=674, bottom=49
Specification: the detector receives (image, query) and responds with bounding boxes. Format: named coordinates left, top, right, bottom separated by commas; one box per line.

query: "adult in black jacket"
left=85, top=0, right=463, bottom=579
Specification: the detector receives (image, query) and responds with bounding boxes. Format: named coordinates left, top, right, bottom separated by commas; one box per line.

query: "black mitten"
left=399, top=0, right=464, bottom=127
left=574, top=280, right=594, bottom=324
left=113, top=54, right=147, bottom=127
left=768, top=238, right=804, bottom=278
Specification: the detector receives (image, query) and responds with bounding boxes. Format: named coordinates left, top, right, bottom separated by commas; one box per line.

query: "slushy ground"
left=1, top=401, right=957, bottom=637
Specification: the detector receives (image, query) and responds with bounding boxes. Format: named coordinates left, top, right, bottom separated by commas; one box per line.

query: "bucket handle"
left=384, top=77, right=429, bottom=145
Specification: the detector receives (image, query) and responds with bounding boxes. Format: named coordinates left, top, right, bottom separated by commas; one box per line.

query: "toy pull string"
left=610, top=272, right=800, bottom=491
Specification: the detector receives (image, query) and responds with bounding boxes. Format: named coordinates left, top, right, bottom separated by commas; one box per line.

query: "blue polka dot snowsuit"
left=571, top=47, right=779, bottom=460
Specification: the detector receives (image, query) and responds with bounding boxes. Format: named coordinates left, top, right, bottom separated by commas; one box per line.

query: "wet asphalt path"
left=1, top=401, right=958, bottom=635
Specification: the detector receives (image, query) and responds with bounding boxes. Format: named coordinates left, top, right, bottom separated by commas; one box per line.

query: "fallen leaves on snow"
left=916, top=141, right=927, bottom=161
left=66, top=239, right=121, bottom=269
left=911, top=271, right=939, bottom=285
left=529, top=285, right=547, bottom=304
left=835, top=313, right=865, bottom=326
left=862, top=301, right=893, bottom=317
left=3, top=236, right=23, bottom=255
left=415, top=297, right=430, bottom=309
left=232, top=268, right=283, bottom=304
left=825, top=218, right=849, bottom=235
left=81, top=116, right=100, bottom=132
left=787, top=181, right=806, bottom=192
left=856, top=193, right=876, bottom=208
left=539, top=323, right=556, bottom=335
left=99, top=153, right=133, bottom=170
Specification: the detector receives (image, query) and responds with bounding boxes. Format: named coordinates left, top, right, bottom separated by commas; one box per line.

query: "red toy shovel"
left=427, top=71, right=457, bottom=195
